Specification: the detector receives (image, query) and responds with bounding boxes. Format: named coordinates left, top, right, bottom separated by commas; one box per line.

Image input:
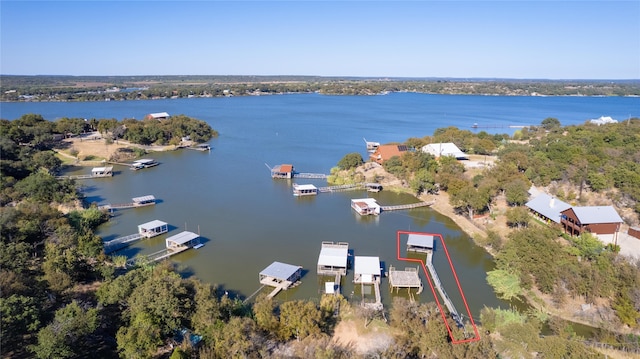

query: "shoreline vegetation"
left=3, top=106, right=640, bottom=357
left=1, top=75, right=640, bottom=102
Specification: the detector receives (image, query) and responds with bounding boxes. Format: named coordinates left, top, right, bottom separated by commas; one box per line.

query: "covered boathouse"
left=259, top=261, right=303, bottom=298
left=138, top=220, right=169, bottom=238
left=351, top=198, right=381, bottom=216
left=271, top=164, right=294, bottom=179
left=354, top=256, right=383, bottom=310
left=354, top=256, right=381, bottom=284
left=132, top=195, right=156, bottom=206
left=91, top=166, right=114, bottom=177
left=165, top=231, right=200, bottom=251
left=407, top=233, right=435, bottom=254
left=317, top=241, right=349, bottom=276
left=293, top=184, right=318, bottom=196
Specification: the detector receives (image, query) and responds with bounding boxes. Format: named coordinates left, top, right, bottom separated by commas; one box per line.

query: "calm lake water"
left=2, top=93, right=638, bottom=321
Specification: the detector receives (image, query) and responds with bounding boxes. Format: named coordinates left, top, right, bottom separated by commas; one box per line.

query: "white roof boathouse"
left=131, top=158, right=159, bottom=170
left=138, top=220, right=168, bottom=238
left=293, top=184, right=318, bottom=196
left=351, top=198, right=381, bottom=216
left=166, top=231, right=200, bottom=251
left=354, top=256, right=383, bottom=310
left=317, top=241, right=349, bottom=276
left=91, top=166, right=113, bottom=177
left=259, top=261, right=303, bottom=299
left=407, top=233, right=435, bottom=254
left=132, top=195, right=156, bottom=207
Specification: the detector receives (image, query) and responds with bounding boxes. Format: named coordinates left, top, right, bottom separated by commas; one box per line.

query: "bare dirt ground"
left=54, top=132, right=176, bottom=163
left=332, top=318, right=395, bottom=355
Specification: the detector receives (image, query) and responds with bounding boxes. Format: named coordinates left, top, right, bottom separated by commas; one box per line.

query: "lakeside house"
left=369, top=144, right=409, bottom=164
left=525, top=193, right=572, bottom=224
left=421, top=142, right=468, bottom=160
left=560, top=206, right=623, bottom=238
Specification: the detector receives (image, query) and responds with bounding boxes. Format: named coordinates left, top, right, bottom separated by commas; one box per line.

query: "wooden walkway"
left=57, top=174, right=96, bottom=180
left=104, top=233, right=143, bottom=254
left=294, top=172, right=327, bottom=179
left=126, top=247, right=189, bottom=267
left=317, top=183, right=364, bottom=193
left=362, top=281, right=383, bottom=311
left=380, top=201, right=435, bottom=211
left=426, top=252, right=465, bottom=328
left=98, top=201, right=155, bottom=211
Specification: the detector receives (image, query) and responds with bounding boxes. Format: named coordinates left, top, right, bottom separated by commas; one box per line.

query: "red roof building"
left=369, top=144, right=408, bottom=164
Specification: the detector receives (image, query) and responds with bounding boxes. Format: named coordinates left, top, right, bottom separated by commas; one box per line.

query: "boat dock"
left=57, top=166, right=114, bottom=180
left=98, top=195, right=156, bottom=212
left=258, top=261, right=303, bottom=299
left=125, top=230, right=201, bottom=267
left=104, top=220, right=169, bottom=254
left=317, top=241, right=349, bottom=295
left=426, top=252, right=465, bottom=328
left=388, top=266, right=423, bottom=300
left=184, top=144, right=211, bottom=151
left=354, top=256, right=383, bottom=310
left=268, top=163, right=328, bottom=179
left=104, top=233, right=143, bottom=254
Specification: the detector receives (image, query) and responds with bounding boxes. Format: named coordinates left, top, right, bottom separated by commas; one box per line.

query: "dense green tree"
left=505, top=206, right=531, bottom=228
left=30, top=301, right=99, bottom=359
left=278, top=300, right=322, bottom=341
left=1, top=294, right=41, bottom=349
left=504, top=178, right=530, bottom=206
left=541, top=117, right=561, bottom=131
left=336, top=152, right=364, bottom=170
left=450, top=181, right=491, bottom=219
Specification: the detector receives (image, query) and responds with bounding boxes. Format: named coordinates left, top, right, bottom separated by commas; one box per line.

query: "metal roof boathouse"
left=138, top=220, right=169, bottom=238
left=354, top=256, right=382, bottom=310
left=259, top=261, right=303, bottom=299
left=407, top=233, right=435, bottom=254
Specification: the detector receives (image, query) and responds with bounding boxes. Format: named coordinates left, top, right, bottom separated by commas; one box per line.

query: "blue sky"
left=1, top=1, right=639, bottom=79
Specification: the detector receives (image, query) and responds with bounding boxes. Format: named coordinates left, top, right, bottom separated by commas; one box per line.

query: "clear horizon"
left=1, top=1, right=639, bottom=80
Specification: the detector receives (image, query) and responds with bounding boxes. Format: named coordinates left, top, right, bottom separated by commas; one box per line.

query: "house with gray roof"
left=560, top=206, right=623, bottom=237
left=525, top=193, right=572, bottom=224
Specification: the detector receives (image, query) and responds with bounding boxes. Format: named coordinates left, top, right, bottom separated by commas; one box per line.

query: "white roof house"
left=147, top=112, right=170, bottom=120
left=422, top=143, right=468, bottom=159
left=589, top=116, right=618, bottom=126
left=525, top=193, right=572, bottom=224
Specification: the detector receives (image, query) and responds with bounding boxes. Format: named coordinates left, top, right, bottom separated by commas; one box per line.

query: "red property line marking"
left=396, top=230, right=481, bottom=344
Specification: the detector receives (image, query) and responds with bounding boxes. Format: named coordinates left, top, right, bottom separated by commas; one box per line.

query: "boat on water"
left=130, top=158, right=159, bottom=170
